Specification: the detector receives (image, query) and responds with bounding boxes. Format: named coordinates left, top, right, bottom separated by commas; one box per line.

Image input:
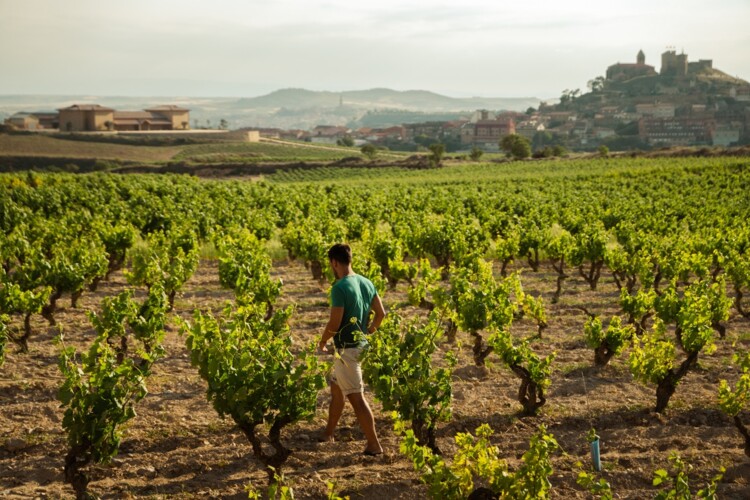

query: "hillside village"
left=4, top=49, right=749, bottom=153
left=288, top=49, right=749, bottom=152
left=320, top=49, right=748, bottom=152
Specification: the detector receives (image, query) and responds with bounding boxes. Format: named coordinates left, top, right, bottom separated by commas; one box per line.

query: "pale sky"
left=1, top=0, right=748, bottom=99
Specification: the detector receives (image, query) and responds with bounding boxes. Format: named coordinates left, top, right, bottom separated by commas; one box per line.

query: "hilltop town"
left=252, top=49, right=749, bottom=152
left=3, top=49, right=749, bottom=152
left=319, top=49, right=748, bottom=153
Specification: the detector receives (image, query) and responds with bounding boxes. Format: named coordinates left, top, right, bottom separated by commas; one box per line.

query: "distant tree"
left=442, top=136, right=464, bottom=153
left=525, top=106, right=537, bottom=115
left=615, top=121, right=639, bottom=136
left=532, top=144, right=568, bottom=159
left=532, top=130, right=567, bottom=152
left=598, top=145, right=610, bottom=157
left=337, top=135, right=354, bottom=147
left=587, top=76, right=606, bottom=93
left=193, top=119, right=199, bottom=129
left=413, top=134, right=434, bottom=148
left=219, top=119, right=229, bottom=130
left=206, top=119, right=211, bottom=129
left=602, top=136, right=650, bottom=151
left=428, top=143, right=445, bottom=167
left=469, top=146, right=484, bottom=161
left=181, top=121, right=189, bottom=130
left=500, top=134, right=531, bottom=159
left=558, top=88, right=581, bottom=108
left=361, top=143, right=378, bottom=159
left=532, top=131, right=553, bottom=150
left=532, top=147, right=553, bottom=159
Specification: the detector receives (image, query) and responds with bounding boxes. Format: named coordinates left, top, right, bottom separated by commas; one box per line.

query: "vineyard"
left=0, top=134, right=377, bottom=168
left=173, top=140, right=407, bottom=164
left=1, top=156, right=750, bottom=498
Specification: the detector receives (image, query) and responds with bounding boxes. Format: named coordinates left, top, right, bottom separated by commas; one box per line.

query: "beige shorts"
left=330, top=347, right=365, bottom=396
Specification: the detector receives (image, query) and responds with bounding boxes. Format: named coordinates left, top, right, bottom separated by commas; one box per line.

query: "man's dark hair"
left=328, top=243, right=352, bottom=265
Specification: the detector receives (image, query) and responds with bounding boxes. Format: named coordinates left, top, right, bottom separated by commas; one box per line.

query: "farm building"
left=5, top=104, right=191, bottom=132
left=4, top=111, right=59, bottom=130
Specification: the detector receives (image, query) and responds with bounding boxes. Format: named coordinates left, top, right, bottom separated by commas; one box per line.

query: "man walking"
left=318, top=243, right=385, bottom=455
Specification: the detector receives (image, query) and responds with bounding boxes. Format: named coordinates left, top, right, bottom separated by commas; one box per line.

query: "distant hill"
left=0, top=89, right=542, bottom=130
left=237, top=88, right=540, bottom=112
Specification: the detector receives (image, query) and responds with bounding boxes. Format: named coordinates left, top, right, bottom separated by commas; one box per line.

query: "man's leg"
left=323, top=382, right=345, bottom=441
left=347, top=392, right=383, bottom=454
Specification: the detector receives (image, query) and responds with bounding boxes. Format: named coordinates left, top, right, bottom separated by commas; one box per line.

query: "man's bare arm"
left=367, top=295, right=386, bottom=334
left=319, top=306, right=344, bottom=351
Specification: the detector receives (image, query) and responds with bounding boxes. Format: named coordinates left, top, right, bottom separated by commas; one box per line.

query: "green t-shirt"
left=330, top=274, right=377, bottom=348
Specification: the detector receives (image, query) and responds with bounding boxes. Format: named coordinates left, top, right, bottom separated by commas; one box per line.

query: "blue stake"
left=591, top=437, right=602, bottom=472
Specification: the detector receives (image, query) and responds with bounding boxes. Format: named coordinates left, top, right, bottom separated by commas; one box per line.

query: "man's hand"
left=318, top=339, right=328, bottom=352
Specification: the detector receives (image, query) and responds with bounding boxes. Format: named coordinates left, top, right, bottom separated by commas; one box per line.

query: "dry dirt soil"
left=2, top=259, right=749, bottom=499
left=0, top=135, right=181, bottom=162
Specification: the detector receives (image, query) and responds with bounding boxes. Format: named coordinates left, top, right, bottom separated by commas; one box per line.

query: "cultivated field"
left=0, top=134, right=181, bottom=162
left=2, top=257, right=749, bottom=498
left=1, top=156, right=750, bottom=498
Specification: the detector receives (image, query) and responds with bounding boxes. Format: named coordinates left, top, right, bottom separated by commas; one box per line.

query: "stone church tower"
left=637, top=49, right=645, bottom=65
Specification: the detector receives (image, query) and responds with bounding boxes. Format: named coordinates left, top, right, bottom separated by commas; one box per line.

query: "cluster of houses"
left=535, top=101, right=745, bottom=148
left=249, top=99, right=745, bottom=152
left=585, top=49, right=748, bottom=147
left=246, top=110, right=521, bottom=152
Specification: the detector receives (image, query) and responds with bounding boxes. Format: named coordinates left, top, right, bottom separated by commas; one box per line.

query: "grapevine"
left=630, top=279, right=729, bottom=412
left=0, top=269, right=52, bottom=353
left=183, top=299, right=328, bottom=482
left=58, top=285, right=167, bottom=499
left=397, top=420, right=559, bottom=499
left=584, top=315, right=634, bottom=367
left=718, top=351, right=750, bottom=458
left=362, top=312, right=455, bottom=453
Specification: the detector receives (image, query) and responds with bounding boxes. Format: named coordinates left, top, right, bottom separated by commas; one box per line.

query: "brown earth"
left=1, top=259, right=749, bottom=499
left=0, top=135, right=181, bottom=162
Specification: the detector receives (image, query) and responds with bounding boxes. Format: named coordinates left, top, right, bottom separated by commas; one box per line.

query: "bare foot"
left=317, top=433, right=335, bottom=443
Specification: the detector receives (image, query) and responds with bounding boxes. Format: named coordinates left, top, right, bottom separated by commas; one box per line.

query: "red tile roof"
left=58, top=104, right=114, bottom=112
left=114, top=111, right=155, bottom=119
left=145, top=105, right=190, bottom=112
left=113, top=111, right=172, bottom=126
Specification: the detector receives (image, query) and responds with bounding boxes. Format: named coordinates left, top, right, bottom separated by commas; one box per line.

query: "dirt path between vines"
left=1, top=259, right=749, bottom=499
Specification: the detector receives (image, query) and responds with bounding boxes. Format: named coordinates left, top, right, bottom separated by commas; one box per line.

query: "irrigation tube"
left=591, top=437, right=602, bottom=472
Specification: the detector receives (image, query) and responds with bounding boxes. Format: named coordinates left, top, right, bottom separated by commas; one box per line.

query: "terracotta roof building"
left=461, top=114, right=516, bottom=148
left=56, top=104, right=190, bottom=132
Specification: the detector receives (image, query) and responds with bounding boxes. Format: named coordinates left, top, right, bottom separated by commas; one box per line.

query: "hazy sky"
left=1, top=0, right=749, bottom=99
